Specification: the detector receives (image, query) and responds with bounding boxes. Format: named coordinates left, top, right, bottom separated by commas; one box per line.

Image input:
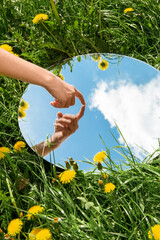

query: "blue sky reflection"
left=18, top=54, right=160, bottom=170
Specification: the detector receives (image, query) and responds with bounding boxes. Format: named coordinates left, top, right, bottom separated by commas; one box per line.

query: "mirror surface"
left=18, top=54, right=160, bottom=170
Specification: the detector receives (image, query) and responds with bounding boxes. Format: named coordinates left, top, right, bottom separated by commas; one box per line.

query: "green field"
left=0, top=0, right=160, bottom=239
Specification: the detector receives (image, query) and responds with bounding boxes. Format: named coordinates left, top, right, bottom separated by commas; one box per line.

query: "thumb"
left=57, top=112, right=63, bottom=119
left=50, top=99, right=63, bottom=108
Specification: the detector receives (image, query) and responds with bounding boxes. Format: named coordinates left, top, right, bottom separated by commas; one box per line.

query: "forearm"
left=32, top=135, right=62, bottom=157
left=0, top=48, right=55, bottom=88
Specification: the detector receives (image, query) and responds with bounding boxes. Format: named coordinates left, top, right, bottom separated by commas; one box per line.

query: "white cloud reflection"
left=89, top=74, right=160, bottom=158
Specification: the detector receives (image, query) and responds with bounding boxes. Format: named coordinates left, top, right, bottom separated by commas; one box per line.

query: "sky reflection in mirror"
left=18, top=54, right=160, bottom=171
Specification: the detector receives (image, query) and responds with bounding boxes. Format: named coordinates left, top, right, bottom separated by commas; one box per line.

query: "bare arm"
left=0, top=48, right=85, bottom=109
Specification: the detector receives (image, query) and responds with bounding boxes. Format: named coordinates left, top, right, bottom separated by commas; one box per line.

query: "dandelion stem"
left=22, top=232, right=28, bottom=239
left=6, top=177, right=19, bottom=216
left=17, top=80, right=22, bottom=94
left=3, top=157, right=19, bottom=216
left=41, top=22, right=59, bottom=44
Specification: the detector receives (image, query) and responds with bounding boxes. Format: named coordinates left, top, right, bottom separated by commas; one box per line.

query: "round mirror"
left=18, top=53, right=160, bottom=171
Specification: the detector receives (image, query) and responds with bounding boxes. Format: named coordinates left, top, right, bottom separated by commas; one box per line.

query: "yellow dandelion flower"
left=36, top=229, right=52, bottom=240
left=93, top=151, right=107, bottom=164
left=14, top=141, right=26, bottom=152
left=148, top=224, right=160, bottom=240
left=19, top=100, right=29, bottom=111
left=0, top=44, right=13, bottom=52
left=9, top=51, right=19, bottom=57
left=27, top=205, right=44, bottom=220
left=7, top=218, right=23, bottom=236
left=9, top=51, right=15, bottom=55
left=98, top=59, right=109, bottom=71
left=14, top=53, right=19, bottom=57
left=59, top=73, right=64, bottom=80
left=124, top=8, right=134, bottom=14
left=104, top=183, right=116, bottom=193
left=32, top=14, right=49, bottom=24
left=0, top=147, right=10, bottom=159
left=59, top=170, right=76, bottom=184
left=92, top=55, right=101, bottom=62
left=29, top=228, right=41, bottom=240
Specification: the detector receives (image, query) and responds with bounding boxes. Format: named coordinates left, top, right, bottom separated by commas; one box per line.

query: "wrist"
left=42, top=71, right=58, bottom=90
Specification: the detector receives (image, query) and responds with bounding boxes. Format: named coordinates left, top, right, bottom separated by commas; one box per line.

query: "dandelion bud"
left=57, top=174, right=60, bottom=179
left=102, top=173, right=108, bottom=179
left=52, top=178, right=58, bottom=186
left=98, top=180, right=104, bottom=189
left=5, top=234, right=10, bottom=239
left=54, top=217, right=59, bottom=223
left=19, top=212, right=23, bottom=218
left=73, top=162, right=79, bottom=171
left=53, top=217, right=59, bottom=229
left=69, top=157, right=74, bottom=166
left=65, top=161, right=70, bottom=169
left=98, top=180, right=103, bottom=185
left=98, top=162, right=103, bottom=170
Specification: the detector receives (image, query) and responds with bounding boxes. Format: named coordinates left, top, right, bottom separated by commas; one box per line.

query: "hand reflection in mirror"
left=33, top=105, right=85, bottom=157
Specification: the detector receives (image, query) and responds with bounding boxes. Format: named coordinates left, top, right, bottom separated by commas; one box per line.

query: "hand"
left=52, top=105, right=85, bottom=148
left=0, top=49, right=85, bottom=110
left=33, top=105, right=85, bottom=156
left=45, top=74, right=85, bottom=108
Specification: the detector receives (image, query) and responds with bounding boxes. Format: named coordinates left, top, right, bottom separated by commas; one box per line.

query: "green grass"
left=0, top=0, right=160, bottom=239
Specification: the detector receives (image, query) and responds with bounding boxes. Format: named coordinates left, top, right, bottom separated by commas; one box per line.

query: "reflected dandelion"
left=92, top=55, right=101, bottom=62
left=18, top=108, right=26, bottom=119
left=59, top=73, right=64, bottom=80
left=98, top=59, right=109, bottom=70
left=19, top=100, right=29, bottom=111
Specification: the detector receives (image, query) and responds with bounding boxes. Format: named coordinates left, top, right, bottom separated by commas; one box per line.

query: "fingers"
left=50, top=99, right=63, bottom=108
left=76, top=105, right=85, bottom=121
left=50, top=98, right=75, bottom=108
left=57, top=112, right=63, bottom=119
left=54, top=114, right=78, bottom=133
left=50, top=86, right=85, bottom=109
left=75, top=89, right=86, bottom=106
left=56, top=117, right=72, bottom=126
